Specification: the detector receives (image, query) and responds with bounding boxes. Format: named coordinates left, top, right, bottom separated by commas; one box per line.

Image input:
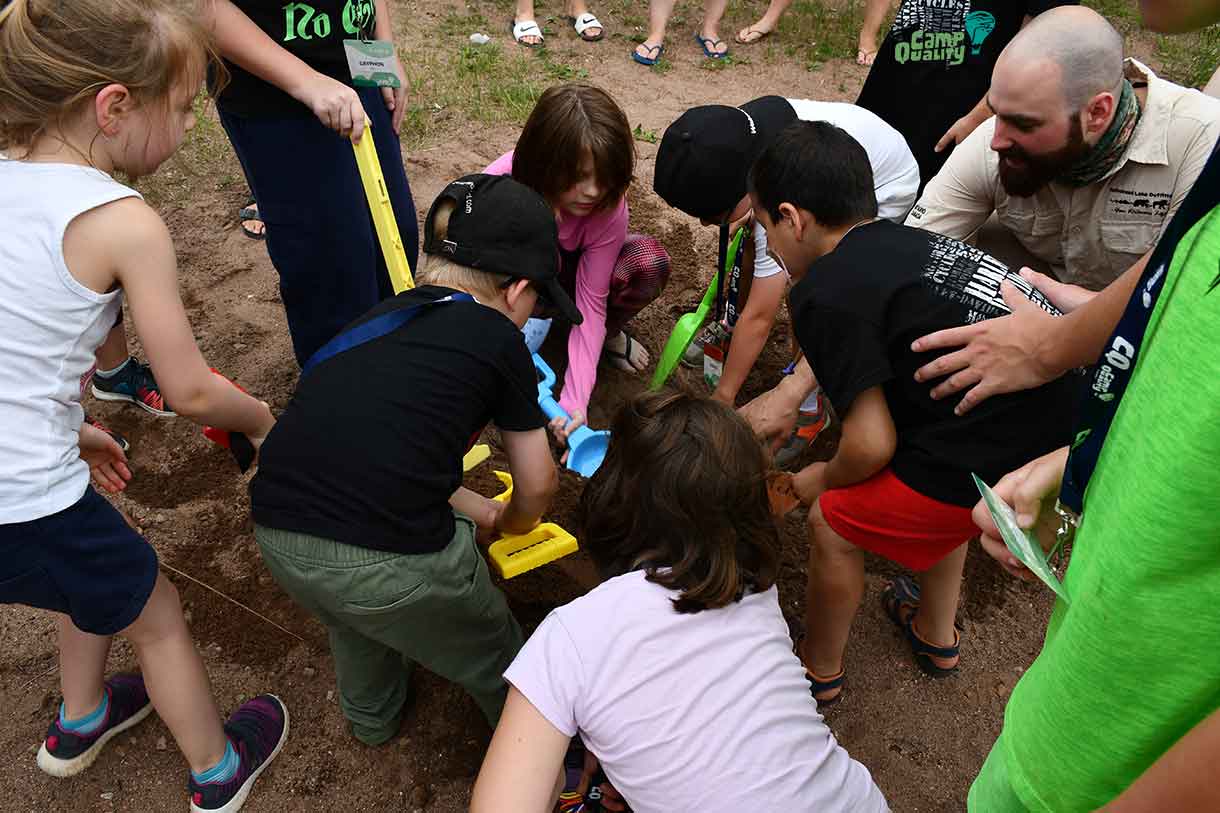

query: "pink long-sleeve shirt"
left=485, top=151, right=627, bottom=417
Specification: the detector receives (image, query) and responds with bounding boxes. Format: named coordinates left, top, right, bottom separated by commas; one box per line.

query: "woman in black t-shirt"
left=205, top=0, right=418, bottom=367
left=856, top=0, right=1077, bottom=191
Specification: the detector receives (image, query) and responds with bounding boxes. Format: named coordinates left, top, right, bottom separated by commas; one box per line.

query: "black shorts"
left=0, top=487, right=158, bottom=635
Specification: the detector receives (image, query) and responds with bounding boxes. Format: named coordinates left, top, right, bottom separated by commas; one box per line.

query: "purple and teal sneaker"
left=189, top=694, right=289, bottom=813
left=36, top=673, right=153, bottom=777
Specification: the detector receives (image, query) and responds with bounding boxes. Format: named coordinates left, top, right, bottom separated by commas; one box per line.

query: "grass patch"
left=632, top=123, right=659, bottom=143
left=777, top=0, right=866, bottom=70
left=1155, top=24, right=1219, bottom=88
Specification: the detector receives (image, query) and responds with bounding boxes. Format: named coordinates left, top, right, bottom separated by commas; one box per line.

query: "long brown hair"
left=512, top=83, right=634, bottom=214
left=579, top=390, right=780, bottom=613
left=0, top=0, right=221, bottom=156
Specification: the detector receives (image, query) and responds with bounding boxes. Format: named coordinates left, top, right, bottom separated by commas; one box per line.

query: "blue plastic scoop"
left=533, top=353, right=610, bottom=478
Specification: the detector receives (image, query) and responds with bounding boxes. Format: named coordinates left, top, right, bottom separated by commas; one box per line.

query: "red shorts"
left=818, top=468, right=975, bottom=571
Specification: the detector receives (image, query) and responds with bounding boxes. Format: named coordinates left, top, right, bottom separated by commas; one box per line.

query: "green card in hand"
left=972, top=474, right=1070, bottom=604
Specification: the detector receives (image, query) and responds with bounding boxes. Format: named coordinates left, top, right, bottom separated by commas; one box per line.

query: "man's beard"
left=997, top=116, right=1088, bottom=197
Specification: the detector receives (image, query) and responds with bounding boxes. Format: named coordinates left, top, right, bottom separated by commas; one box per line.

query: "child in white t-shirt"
left=471, top=391, right=889, bottom=813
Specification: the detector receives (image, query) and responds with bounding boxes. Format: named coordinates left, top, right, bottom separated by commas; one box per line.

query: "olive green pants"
left=255, top=516, right=523, bottom=745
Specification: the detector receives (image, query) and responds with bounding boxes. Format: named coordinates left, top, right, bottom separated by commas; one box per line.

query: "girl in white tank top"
left=0, top=2, right=287, bottom=809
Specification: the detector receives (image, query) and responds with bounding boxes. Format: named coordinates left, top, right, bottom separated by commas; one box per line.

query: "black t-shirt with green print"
left=216, top=0, right=378, bottom=117
left=856, top=0, right=1076, bottom=191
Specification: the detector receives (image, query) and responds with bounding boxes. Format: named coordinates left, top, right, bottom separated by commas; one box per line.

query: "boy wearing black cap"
left=248, top=174, right=574, bottom=745
left=654, top=96, right=919, bottom=466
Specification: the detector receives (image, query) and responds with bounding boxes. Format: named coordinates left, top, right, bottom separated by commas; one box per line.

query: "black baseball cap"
left=423, top=173, right=583, bottom=325
left=653, top=96, right=799, bottom=221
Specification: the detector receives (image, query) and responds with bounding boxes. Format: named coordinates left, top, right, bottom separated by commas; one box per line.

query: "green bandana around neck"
left=1059, top=78, right=1142, bottom=188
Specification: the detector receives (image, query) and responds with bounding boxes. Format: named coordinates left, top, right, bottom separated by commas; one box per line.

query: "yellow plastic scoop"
left=351, top=119, right=414, bottom=294
left=462, top=443, right=491, bottom=472
left=487, top=471, right=578, bottom=579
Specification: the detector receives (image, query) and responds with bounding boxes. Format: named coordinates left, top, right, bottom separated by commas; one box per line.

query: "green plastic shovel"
left=650, top=227, right=744, bottom=390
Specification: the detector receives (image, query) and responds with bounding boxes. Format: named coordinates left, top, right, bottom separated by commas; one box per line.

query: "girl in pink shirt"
left=485, top=83, right=669, bottom=447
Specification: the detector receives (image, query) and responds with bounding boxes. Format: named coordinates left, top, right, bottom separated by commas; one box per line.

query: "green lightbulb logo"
left=965, top=10, right=996, bottom=55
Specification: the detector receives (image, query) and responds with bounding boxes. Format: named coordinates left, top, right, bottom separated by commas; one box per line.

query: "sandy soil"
left=0, top=4, right=1065, bottom=811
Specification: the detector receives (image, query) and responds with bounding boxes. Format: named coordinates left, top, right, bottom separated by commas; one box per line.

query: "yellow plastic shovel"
left=351, top=119, right=414, bottom=293
left=486, top=471, right=578, bottom=579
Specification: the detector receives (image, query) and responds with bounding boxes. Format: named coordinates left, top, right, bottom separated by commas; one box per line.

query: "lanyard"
left=1060, top=139, right=1220, bottom=519
left=301, top=293, right=472, bottom=376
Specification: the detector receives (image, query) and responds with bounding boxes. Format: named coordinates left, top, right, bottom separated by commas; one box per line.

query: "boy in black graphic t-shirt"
left=747, top=122, right=1073, bottom=703
left=250, top=175, right=577, bottom=745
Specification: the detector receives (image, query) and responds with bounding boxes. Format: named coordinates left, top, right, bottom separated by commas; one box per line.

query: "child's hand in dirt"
left=549, top=411, right=586, bottom=463
left=293, top=71, right=367, bottom=141
left=79, top=420, right=131, bottom=494
left=740, top=387, right=800, bottom=453
left=972, top=446, right=1068, bottom=581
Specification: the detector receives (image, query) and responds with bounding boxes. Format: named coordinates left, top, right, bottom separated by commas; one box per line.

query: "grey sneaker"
left=774, top=391, right=833, bottom=471
left=681, top=321, right=729, bottom=368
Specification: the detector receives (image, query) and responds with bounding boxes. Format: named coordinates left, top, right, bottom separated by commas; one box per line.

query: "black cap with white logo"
left=653, top=96, right=798, bottom=221
left=423, top=173, right=583, bottom=325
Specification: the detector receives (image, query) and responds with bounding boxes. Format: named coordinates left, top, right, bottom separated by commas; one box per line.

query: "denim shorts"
left=0, top=487, right=158, bottom=635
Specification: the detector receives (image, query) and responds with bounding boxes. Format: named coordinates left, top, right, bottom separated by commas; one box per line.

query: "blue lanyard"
left=301, top=292, right=473, bottom=376
left=1060, top=140, right=1220, bottom=515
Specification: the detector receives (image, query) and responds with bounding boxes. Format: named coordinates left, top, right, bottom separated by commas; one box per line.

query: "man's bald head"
left=998, top=6, right=1125, bottom=112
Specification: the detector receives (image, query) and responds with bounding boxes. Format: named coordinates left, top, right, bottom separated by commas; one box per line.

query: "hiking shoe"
left=773, top=390, right=832, bottom=471
left=189, top=694, right=289, bottom=813
left=84, top=414, right=130, bottom=453
left=681, top=321, right=729, bottom=368
left=36, top=673, right=153, bottom=777
left=91, top=358, right=175, bottom=417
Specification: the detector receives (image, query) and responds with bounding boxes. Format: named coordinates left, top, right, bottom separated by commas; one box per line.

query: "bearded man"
left=905, top=4, right=1219, bottom=292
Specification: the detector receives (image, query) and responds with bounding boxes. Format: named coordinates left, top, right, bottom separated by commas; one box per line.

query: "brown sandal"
left=793, top=635, right=845, bottom=705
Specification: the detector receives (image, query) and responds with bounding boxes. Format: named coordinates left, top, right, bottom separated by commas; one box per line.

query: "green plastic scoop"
left=650, top=227, right=744, bottom=390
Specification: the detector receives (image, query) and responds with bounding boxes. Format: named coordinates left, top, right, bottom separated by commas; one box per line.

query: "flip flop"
left=511, top=19, right=544, bottom=48
left=735, top=26, right=770, bottom=44
left=856, top=48, right=877, bottom=66
left=567, top=12, right=604, bottom=41
left=239, top=197, right=265, bottom=241
left=632, top=42, right=664, bottom=65
left=694, top=32, right=728, bottom=59
left=602, top=330, right=646, bottom=372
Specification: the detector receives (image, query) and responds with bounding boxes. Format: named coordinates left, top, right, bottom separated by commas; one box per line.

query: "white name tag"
left=343, top=39, right=402, bottom=88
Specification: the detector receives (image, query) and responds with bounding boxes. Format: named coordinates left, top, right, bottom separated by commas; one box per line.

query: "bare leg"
left=122, top=574, right=227, bottom=774
left=95, top=321, right=129, bottom=372
left=803, top=502, right=865, bottom=679
left=737, top=0, right=793, bottom=43
left=514, top=0, right=542, bottom=45
left=699, top=0, right=730, bottom=55
left=857, top=0, right=896, bottom=64
left=637, top=0, right=676, bottom=59
left=911, top=543, right=967, bottom=669
left=57, top=616, right=109, bottom=718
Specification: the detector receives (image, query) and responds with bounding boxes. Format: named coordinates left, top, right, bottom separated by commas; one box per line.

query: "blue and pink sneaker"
left=189, top=694, right=289, bottom=813
left=36, top=673, right=153, bottom=777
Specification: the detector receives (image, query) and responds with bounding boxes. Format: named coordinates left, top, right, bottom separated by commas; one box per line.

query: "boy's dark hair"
left=579, top=390, right=780, bottom=614
left=512, top=83, right=634, bottom=214
left=748, top=120, right=878, bottom=228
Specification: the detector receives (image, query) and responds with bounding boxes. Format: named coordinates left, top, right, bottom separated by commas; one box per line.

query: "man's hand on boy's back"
left=910, top=281, right=1060, bottom=415
left=973, top=446, right=1068, bottom=581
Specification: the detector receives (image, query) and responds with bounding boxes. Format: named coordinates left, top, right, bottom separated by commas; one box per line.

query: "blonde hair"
left=418, top=199, right=513, bottom=301
left=0, top=0, right=221, bottom=156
